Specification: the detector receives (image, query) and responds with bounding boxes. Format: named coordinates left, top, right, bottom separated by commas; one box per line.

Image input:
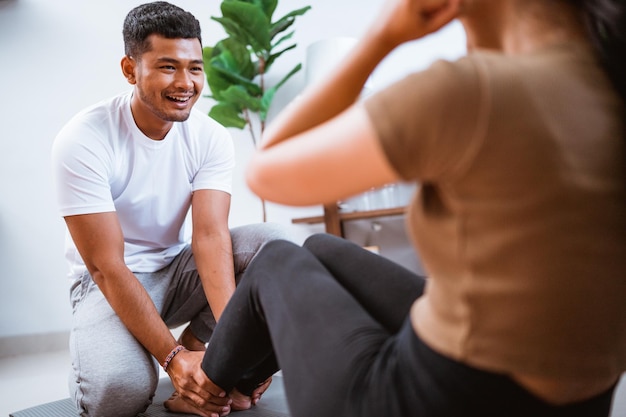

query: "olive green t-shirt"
left=365, top=42, right=626, bottom=379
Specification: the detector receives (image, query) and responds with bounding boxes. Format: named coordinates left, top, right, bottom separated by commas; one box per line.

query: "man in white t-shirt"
left=51, top=2, right=289, bottom=416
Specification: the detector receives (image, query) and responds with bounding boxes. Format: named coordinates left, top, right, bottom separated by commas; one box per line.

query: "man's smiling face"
left=125, top=34, right=205, bottom=138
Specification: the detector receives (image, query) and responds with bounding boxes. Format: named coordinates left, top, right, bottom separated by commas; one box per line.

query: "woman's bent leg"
left=202, top=239, right=393, bottom=417
left=160, top=223, right=295, bottom=343
left=202, top=238, right=616, bottom=417
left=303, top=233, right=425, bottom=332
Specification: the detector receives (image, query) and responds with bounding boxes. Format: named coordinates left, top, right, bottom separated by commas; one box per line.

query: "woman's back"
left=366, top=37, right=625, bottom=400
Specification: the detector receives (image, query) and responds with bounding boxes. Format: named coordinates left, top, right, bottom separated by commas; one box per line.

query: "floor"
left=1, top=348, right=625, bottom=417
left=1, top=349, right=72, bottom=416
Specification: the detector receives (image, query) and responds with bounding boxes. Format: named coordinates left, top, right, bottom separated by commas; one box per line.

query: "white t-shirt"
left=52, top=91, right=235, bottom=279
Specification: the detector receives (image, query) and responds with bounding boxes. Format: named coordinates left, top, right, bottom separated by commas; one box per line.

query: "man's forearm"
left=192, top=231, right=236, bottom=323
left=64, top=212, right=179, bottom=366
left=92, top=268, right=178, bottom=365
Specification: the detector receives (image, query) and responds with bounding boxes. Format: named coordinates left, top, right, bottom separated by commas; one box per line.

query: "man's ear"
left=121, top=55, right=137, bottom=85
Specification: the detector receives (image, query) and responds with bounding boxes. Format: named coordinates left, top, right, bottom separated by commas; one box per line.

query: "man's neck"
left=129, top=96, right=173, bottom=141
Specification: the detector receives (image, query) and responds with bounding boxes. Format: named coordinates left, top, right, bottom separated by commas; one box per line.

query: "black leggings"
left=202, top=234, right=616, bottom=417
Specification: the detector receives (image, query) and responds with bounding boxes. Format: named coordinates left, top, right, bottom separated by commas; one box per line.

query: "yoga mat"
left=10, top=374, right=290, bottom=417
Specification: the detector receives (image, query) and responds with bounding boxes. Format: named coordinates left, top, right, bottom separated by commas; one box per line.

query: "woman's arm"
left=260, top=0, right=461, bottom=150
left=248, top=0, right=461, bottom=205
left=248, top=104, right=398, bottom=206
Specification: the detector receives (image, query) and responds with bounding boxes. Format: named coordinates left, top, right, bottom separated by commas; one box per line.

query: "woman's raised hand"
left=370, top=0, right=462, bottom=48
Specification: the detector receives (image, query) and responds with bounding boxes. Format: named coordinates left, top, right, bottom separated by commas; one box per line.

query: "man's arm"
left=64, top=212, right=177, bottom=363
left=64, top=212, right=228, bottom=414
left=161, top=190, right=236, bottom=415
left=189, top=189, right=234, bottom=323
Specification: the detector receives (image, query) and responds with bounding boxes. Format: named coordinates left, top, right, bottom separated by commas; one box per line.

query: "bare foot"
left=178, top=325, right=207, bottom=351
left=230, top=376, right=273, bottom=410
left=230, top=389, right=253, bottom=411
left=164, top=391, right=225, bottom=417
left=251, top=377, right=272, bottom=406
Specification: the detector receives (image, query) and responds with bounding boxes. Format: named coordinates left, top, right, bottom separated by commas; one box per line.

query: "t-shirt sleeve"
left=51, top=120, right=116, bottom=217
left=190, top=121, right=235, bottom=194
left=364, top=56, right=488, bottom=182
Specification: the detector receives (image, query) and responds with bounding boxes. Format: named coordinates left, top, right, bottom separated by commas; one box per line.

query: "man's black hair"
left=123, top=1, right=202, bottom=58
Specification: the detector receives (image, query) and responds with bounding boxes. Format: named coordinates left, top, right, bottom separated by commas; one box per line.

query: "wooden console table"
left=292, top=203, right=407, bottom=237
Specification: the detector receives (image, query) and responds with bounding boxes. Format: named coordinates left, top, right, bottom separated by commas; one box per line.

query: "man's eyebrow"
left=156, top=57, right=204, bottom=65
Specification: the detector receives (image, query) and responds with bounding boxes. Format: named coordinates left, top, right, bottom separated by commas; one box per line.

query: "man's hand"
left=166, top=349, right=232, bottom=417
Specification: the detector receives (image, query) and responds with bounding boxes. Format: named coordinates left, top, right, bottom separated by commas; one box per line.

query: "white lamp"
left=304, top=37, right=374, bottom=98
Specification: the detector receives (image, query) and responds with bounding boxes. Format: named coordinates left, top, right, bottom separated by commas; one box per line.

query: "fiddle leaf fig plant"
left=204, top=0, right=311, bottom=146
left=203, top=0, right=310, bottom=222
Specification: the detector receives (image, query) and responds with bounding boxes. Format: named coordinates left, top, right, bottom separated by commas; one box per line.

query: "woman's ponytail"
left=578, top=0, right=626, bottom=103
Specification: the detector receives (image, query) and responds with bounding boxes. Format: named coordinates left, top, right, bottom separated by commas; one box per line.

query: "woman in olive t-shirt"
left=164, top=1, right=626, bottom=416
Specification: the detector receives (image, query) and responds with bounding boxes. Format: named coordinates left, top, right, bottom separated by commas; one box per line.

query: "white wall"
left=0, top=0, right=465, bottom=339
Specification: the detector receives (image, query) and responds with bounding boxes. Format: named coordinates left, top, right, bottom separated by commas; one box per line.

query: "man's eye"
left=161, top=65, right=175, bottom=70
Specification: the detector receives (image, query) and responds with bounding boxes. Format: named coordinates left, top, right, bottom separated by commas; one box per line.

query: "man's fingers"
left=194, top=368, right=229, bottom=399
left=185, top=387, right=232, bottom=408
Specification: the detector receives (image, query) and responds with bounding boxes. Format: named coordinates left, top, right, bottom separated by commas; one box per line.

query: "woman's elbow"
left=245, top=153, right=312, bottom=206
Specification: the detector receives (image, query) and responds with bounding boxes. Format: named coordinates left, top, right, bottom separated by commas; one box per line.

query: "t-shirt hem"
left=58, top=205, right=116, bottom=217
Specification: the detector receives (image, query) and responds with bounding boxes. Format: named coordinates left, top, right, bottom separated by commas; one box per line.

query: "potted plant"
left=203, top=0, right=311, bottom=222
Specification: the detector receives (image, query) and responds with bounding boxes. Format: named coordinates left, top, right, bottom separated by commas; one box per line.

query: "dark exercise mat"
left=10, top=374, right=290, bottom=417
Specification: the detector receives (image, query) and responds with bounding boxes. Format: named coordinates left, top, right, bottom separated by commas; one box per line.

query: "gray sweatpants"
left=67, top=223, right=293, bottom=417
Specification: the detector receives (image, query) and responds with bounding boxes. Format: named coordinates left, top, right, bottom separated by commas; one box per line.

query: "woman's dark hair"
left=575, top=0, right=626, bottom=104
left=122, top=1, right=202, bottom=58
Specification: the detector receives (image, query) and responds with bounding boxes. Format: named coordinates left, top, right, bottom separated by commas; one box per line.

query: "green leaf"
left=270, top=6, right=311, bottom=40
left=205, top=1, right=310, bottom=132
left=211, top=16, right=252, bottom=47
left=259, top=88, right=275, bottom=122
left=269, top=18, right=294, bottom=41
left=265, top=43, right=296, bottom=72
left=210, top=60, right=262, bottom=96
left=254, top=0, right=277, bottom=19
left=227, top=0, right=277, bottom=19
left=202, top=46, right=215, bottom=62
left=214, top=38, right=256, bottom=80
left=220, top=1, right=271, bottom=51
left=271, top=30, right=294, bottom=50
left=205, top=64, right=234, bottom=100
left=221, top=85, right=263, bottom=112
left=258, top=63, right=302, bottom=121
left=209, top=102, right=247, bottom=129
left=273, top=62, right=301, bottom=91
left=205, top=40, right=261, bottom=96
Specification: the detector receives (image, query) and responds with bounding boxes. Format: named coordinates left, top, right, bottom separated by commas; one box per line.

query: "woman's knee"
left=304, top=233, right=350, bottom=251
left=303, top=233, right=361, bottom=264
left=232, top=223, right=301, bottom=275
left=250, top=239, right=304, bottom=272
left=239, top=239, right=314, bottom=287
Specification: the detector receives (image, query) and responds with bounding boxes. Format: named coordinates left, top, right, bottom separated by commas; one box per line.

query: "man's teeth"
left=168, top=96, right=189, bottom=102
